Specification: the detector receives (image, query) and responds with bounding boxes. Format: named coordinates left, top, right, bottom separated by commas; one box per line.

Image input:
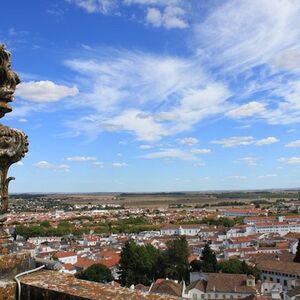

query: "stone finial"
left=0, top=44, right=20, bottom=118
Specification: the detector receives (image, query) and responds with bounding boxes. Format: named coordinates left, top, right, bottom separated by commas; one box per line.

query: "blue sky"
left=1, top=0, right=300, bottom=192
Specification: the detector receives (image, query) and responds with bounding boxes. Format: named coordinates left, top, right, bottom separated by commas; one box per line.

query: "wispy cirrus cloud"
left=177, top=137, right=198, bottom=146
left=211, top=136, right=255, bottom=148
left=34, top=161, right=70, bottom=172
left=286, top=140, right=300, bottom=148
left=255, top=137, right=279, bottom=146
left=67, top=156, right=97, bottom=161
left=278, top=157, right=300, bottom=164
left=211, top=136, right=279, bottom=148
left=64, top=49, right=230, bottom=141
left=194, top=0, right=300, bottom=126
left=112, top=162, right=128, bottom=167
left=226, top=101, right=266, bottom=119
left=190, top=149, right=211, bottom=155
left=141, top=148, right=199, bottom=161
left=234, top=156, right=257, bottom=166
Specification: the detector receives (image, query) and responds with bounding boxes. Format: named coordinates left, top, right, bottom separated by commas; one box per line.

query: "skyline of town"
left=1, top=0, right=300, bottom=193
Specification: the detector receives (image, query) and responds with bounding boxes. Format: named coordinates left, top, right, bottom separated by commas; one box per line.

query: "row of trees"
left=72, top=239, right=300, bottom=285
left=15, top=217, right=160, bottom=239
left=190, top=244, right=260, bottom=279
left=118, top=239, right=260, bottom=287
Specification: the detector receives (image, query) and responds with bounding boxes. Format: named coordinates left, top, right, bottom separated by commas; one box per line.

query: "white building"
left=56, top=251, right=78, bottom=264
left=258, top=260, right=300, bottom=291
left=160, top=225, right=202, bottom=236
left=254, top=222, right=300, bottom=235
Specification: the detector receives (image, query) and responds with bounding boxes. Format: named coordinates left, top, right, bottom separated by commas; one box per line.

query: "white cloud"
left=190, top=149, right=211, bottom=155
left=177, top=137, right=198, bottom=146
left=272, top=47, right=300, bottom=71
left=162, top=6, right=188, bottom=29
left=16, top=81, right=79, bottom=102
left=259, top=174, right=277, bottom=178
left=193, top=0, right=300, bottom=126
left=112, top=162, right=128, bottom=167
left=235, top=156, right=257, bottom=166
left=212, top=136, right=279, bottom=148
left=18, top=118, right=28, bottom=123
left=93, top=161, right=104, bottom=167
left=278, top=157, right=300, bottom=164
left=194, top=0, right=300, bottom=72
left=103, top=109, right=167, bottom=141
left=66, top=0, right=118, bottom=14
left=68, top=0, right=188, bottom=29
left=15, top=161, right=24, bottom=166
left=146, top=6, right=188, bottom=30
left=34, top=161, right=70, bottom=171
left=67, top=156, right=97, bottom=161
left=139, top=144, right=153, bottom=150
left=226, top=101, right=266, bottom=119
left=146, top=8, right=162, bottom=27
left=124, top=0, right=180, bottom=5
left=211, top=136, right=255, bottom=148
left=255, top=137, right=279, bottom=146
left=64, top=50, right=230, bottom=141
left=226, top=175, right=247, bottom=180
left=286, top=140, right=300, bottom=148
left=142, top=148, right=198, bottom=161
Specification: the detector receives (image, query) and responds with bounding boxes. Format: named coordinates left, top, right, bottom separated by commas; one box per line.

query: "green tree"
left=164, top=237, right=190, bottom=282
left=293, top=239, right=300, bottom=263
left=119, top=241, right=160, bottom=286
left=76, top=263, right=113, bottom=283
left=190, top=259, right=203, bottom=272
left=40, top=220, right=51, bottom=228
left=201, top=243, right=217, bottom=272
left=217, top=259, right=260, bottom=280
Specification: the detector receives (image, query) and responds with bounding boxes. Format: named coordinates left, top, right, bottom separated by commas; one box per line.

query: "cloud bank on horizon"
left=1, top=0, right=300, bottom=192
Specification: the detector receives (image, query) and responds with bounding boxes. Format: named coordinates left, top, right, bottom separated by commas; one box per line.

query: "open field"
left=37, top=190, right=300, bottom=208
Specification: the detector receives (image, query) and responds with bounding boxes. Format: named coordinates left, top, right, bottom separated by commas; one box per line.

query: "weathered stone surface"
left=0, top=44, right=20, bottom=118
left=20, top=270, right=179, bottom=300
left=0, top=45, right=28, bottom=253
left=0, top=124, right=29, bottom=215
left=0, top=252, right=34, bottom=280
left=0, top=280, right=16, bottom=300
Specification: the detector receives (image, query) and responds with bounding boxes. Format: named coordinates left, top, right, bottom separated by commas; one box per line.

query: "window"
left=193, top=294, right=198, bottom=299
left=284, top=280, right=287, bottom=286
left=277, top=279, right=280, bottom=283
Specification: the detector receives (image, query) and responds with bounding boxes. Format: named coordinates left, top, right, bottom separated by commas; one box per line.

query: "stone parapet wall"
left=20, top=270, right=180, bottom=300
left=0, top=252, right=34, bottom=280
left=0, top=280, right=16, bottom=300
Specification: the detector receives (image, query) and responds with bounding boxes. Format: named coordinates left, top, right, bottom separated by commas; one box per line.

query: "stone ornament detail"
left=0, top=124, right=28, bottom=214
left=0, top=44, right=20, bottom=118
left=0, top=45, right=27, bottom=254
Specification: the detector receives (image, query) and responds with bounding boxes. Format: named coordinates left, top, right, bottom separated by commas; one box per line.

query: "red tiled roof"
left=62, top=263, right=76, bottom=271
left=56, top=251, right=77, bottom=258
left=74, top=257, right=95, bottom=269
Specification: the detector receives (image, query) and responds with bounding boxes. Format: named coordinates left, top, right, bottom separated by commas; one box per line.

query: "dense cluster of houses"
left=7, top=205, right=300, bottom=299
